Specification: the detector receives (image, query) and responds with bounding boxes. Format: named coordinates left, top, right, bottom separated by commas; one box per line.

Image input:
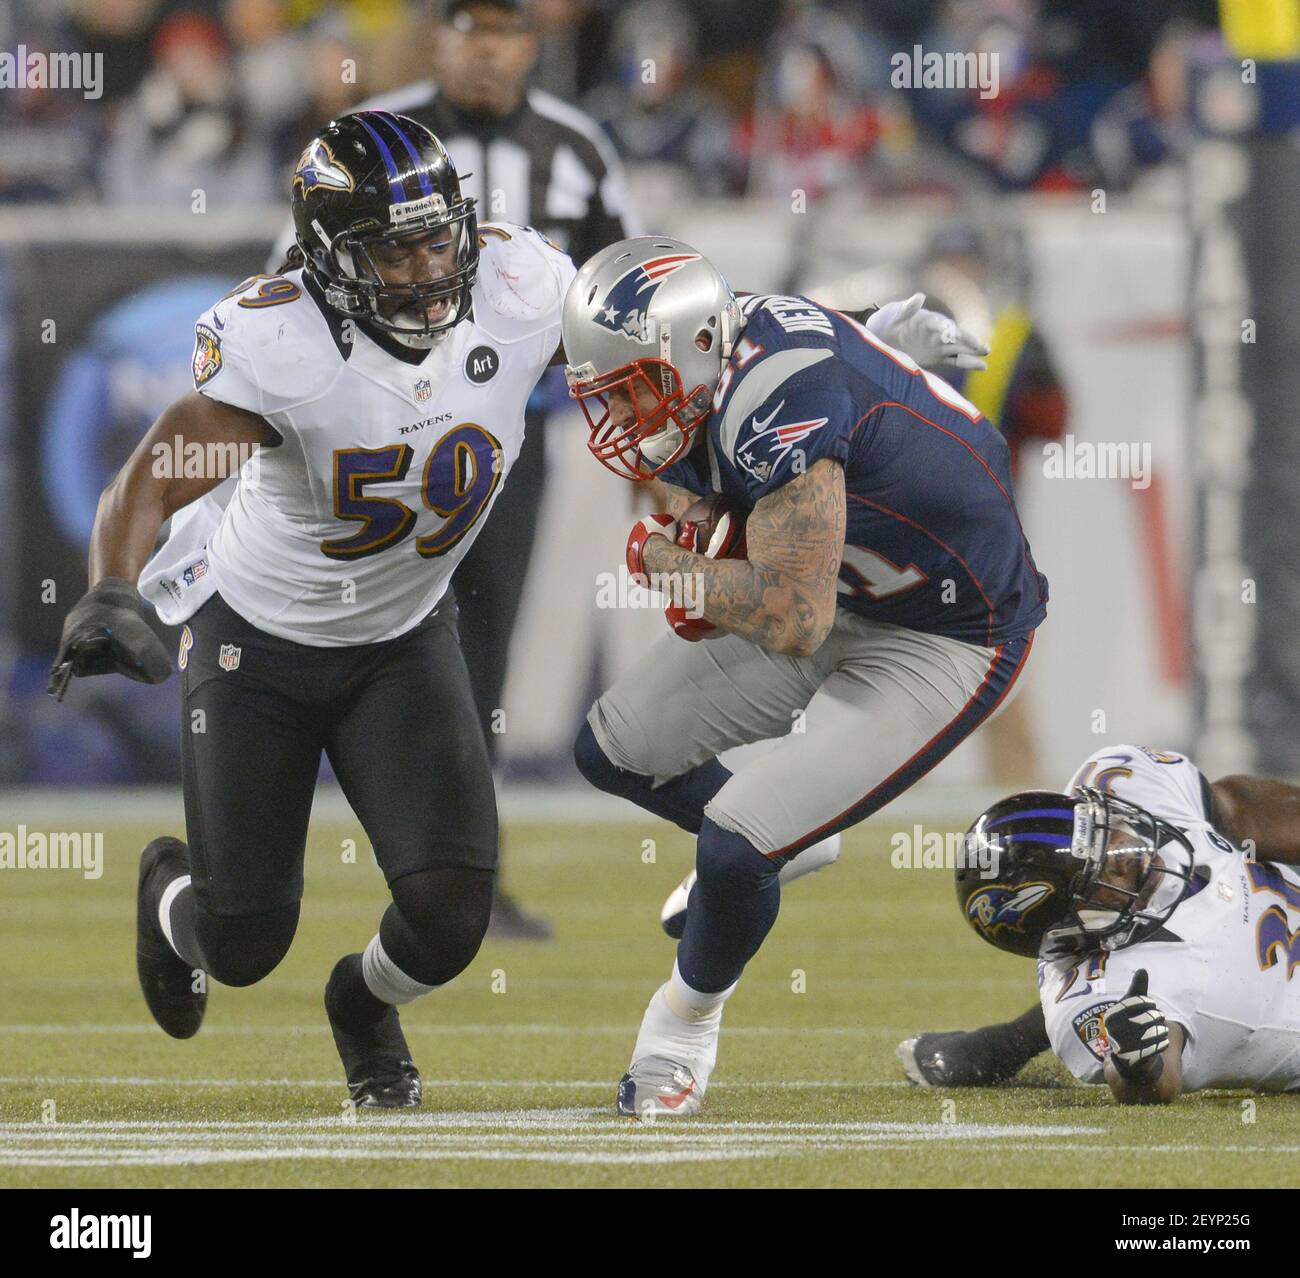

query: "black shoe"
left=136, top=837, right=207, bottom=1040
left=324, top=955, right=422, bottom=1109
left=896, top=1028, right=1026, bottom=1087
left=487, top=890, right=553, bottom=941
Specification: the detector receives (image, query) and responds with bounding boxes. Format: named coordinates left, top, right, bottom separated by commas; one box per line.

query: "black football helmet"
left=290, top=110, right=477, bottom=344
left=956, top=788, right=1196, bottom=959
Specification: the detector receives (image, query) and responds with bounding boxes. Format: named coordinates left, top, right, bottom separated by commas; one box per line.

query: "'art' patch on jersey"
left=192, top=324, right=222, bottom=388
left=1072, top=1001, right=1116, bottom=1062
left=734, top=399, right=830, bottom=483
left=465, top=345, right=499, bottom=384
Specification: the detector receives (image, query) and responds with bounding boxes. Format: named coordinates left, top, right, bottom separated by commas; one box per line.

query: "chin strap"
left=718, top=297, right=742, bottom=360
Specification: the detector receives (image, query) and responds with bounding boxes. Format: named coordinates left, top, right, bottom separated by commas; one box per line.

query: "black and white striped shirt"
left=354, top=80, right=639, bottom=265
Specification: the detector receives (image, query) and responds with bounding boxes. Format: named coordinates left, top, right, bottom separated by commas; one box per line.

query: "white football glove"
left=866, top=292, right=989, bottom=371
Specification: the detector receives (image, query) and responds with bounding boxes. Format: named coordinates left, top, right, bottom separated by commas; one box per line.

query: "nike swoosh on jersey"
left=746, top=401, right=830, bottom=446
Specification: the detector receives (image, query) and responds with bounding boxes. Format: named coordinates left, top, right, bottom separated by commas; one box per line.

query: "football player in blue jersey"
left=563, top=237, right=1048, bottom=1117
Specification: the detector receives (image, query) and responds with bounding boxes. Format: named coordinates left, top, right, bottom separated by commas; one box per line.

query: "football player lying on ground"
left=896, top=744, right=1300, bottom=1104
left=563, top=237, right=1049, bottom=1118
left=48, top=113, right=977, bottom=1108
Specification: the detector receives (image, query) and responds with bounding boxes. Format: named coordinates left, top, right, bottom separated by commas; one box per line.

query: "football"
left=675, top=493, right=748, bottom=560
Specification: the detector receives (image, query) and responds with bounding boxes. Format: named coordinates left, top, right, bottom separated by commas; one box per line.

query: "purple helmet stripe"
left=355, top=113, right=407, bottom=202
left=375, top=111, right=435, bottom=197
left=986, top=808, right=1075, bottom=827
left=1007, top=834, right=1074, bottom=846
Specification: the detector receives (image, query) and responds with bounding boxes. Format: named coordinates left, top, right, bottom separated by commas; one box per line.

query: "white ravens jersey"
left=140, top=224, right=573, bottom=646
left=1039, top=744, right=1300, bottom=1092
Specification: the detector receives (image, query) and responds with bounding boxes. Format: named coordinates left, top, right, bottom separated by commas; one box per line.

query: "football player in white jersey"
left=49, top=111, right=576, bottom=1107
left=897, top=745, right=1300, bottom=1103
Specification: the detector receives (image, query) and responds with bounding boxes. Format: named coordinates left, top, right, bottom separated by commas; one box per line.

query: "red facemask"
left=568, top=357, right=711, bottom=482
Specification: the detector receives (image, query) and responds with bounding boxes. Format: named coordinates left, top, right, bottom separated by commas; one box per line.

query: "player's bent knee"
left=696, top=818, right=779, bottom=892
left=384, top=866, right=493, bottom=987
left=195, top=903, right=299, bottom=987
left=574, top=719, right=628, bottom=792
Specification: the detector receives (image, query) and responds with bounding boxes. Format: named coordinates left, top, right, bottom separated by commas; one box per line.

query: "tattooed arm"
left=641, top=459, right=846, bottom=657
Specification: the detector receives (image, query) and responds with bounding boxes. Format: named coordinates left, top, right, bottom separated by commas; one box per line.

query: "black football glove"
left=1101, top=969, right=1170, bottom=1081
left=48, top=577, right=173, bottom=702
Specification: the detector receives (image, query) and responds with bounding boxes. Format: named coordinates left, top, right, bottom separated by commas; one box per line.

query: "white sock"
left=777, top=832, right=841, bottom=886
left=633, top=966, right=736, bottom=1092
left=666, top=960, right=737, bottom=1021
left=157, top=874, right=191, bottom=957
left=361, top=934, right=436, bottom=1005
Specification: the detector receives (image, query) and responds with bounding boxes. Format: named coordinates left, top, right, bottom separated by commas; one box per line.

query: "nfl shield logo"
left=414, top=378, right=432, bottom=403
left=218, top=644, right=241, bottom=672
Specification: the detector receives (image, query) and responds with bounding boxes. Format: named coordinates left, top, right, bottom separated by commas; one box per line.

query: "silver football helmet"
left=563, top=237, right=743, bottom=480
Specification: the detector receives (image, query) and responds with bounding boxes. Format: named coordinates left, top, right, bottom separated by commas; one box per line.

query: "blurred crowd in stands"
left=0, top=0, right=1223, bottom=209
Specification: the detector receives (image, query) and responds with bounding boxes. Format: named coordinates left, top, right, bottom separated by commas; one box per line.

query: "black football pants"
left=179, top=589, right=498, bottom=922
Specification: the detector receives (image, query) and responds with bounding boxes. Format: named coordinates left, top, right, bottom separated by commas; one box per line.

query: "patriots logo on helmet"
left=966, top=881, right=1054, bottom=940
left=292, top=139, right=355, bottom=198
left=593, top=253, right=700, bottom=343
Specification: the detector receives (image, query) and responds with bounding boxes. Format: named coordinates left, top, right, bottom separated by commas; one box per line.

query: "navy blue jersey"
left=660, top=294, right=1048, bottom=647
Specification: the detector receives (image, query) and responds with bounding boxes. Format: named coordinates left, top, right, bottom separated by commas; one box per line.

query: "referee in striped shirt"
left=363, top=0, right=639, bottom=938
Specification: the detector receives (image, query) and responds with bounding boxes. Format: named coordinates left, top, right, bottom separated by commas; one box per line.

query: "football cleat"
left=896, top=1029, right=1023, bottom=1088
left=660, top=869, right=695, bottom=939
left=618, top=980, right=723, bottom=1118
left=136, top=837, right=207, bottom=1039
left=325, top=955, right=422, bottom=1109
left=617, top=1057, right=704, bottom=1119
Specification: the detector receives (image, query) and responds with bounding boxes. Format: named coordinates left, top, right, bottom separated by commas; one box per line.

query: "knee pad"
left=195, top=902, right=298, bottom=987
left=696, top=818, right=779, bottom=893
left=383, top=866, right=494, bottom=987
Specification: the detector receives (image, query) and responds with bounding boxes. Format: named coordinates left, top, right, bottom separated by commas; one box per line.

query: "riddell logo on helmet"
left=594, top=253, right=700, bottom=344
left=391, top=193, right=449, bottom=225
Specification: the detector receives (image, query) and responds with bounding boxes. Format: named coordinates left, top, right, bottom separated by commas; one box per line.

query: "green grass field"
left=1, top=814, right=1295, bottom=1188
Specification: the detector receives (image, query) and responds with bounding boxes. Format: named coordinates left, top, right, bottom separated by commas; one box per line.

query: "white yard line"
left=0, top=1075, right=909, bottom=1090
left=0, top=1115, right=1099, bottom=1134
left=5, top=1111, right=1293, bottom=1173
left=0, top=1022, right=910, bottom=1037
